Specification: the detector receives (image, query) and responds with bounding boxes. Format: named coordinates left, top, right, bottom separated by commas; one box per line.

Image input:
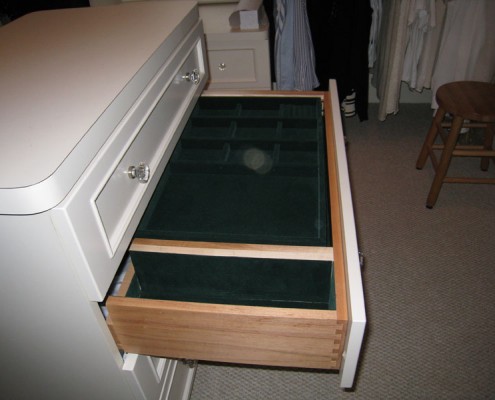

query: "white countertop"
left=0, top=1, right=196, bottom=214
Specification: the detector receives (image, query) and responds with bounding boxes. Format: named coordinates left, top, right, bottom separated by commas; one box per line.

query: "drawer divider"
left=131, top=238, right=333, bottom=261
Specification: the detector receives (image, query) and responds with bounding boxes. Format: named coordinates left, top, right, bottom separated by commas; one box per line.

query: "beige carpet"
left=190, top=104, right=495, bottom=399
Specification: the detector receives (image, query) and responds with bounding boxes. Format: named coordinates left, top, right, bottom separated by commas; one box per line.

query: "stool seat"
left=416, top=81, right=495, bottom=208
left=437, top=81, right=495, bottom=122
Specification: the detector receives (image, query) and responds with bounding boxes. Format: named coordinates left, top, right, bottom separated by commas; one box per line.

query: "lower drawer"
left=122, top=353, right=196, bottom=400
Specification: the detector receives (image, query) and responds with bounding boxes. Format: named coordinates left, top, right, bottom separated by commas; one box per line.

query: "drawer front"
left=205, top=38, right=271, bottom=89
left=108, top=265, right=346, bottom=370
left=208, top=49, right=257, bottom=84
left=51, top=22, right=208, bottom=301
left=95, top=36, right=205, bottom=255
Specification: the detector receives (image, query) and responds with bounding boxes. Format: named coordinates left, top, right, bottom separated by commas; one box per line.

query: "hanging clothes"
left=307, top=0, right=372, bottom=121
left=274, top=0, right=319, bottom=91
left=368, top=0, right=382, bottom=68
left=401, top=0, right=436, bottom=90
left=371, top=0, right=445, bottom=120
left=430, top=0, right=495, bottom=108
left=371, top=0, right=410, bottom=121
left=373, top=0, right=494, bottom=120
left=413, top=0, right=446, bottom=92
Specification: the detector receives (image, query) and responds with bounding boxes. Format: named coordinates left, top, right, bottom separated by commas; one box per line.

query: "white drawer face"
left=95, top=39, right=204, bottom=255
left=205, top=37, right=271, bottom=89
left=208, top=49, right=257, bottom=84
left=51, top=22, right=207, bottom=301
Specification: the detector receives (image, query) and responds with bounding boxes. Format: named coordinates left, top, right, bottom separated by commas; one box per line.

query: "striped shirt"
left=274, top=0, right=319, bottom=90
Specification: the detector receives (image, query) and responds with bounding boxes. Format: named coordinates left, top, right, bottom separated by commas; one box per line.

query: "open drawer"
left=107, top=84, right=366, bottom=388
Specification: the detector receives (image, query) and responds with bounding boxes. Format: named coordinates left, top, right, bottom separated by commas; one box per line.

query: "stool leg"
left=426, top=116, right=464, bottom=208
left=416, top=107, right=446, bottom=169
left=480, top=124, right=494, bottom=171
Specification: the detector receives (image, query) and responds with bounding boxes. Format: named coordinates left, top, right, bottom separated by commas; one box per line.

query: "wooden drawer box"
left=107, top=87, right=365, bottom=386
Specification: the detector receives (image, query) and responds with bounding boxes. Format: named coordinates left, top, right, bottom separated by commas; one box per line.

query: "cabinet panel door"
left=123, top=354, right=195, bottom=400
left=206, top=36, right=270, bottom=89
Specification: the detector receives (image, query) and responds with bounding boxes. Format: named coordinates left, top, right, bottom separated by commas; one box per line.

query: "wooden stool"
left=416, top=81, right=495, bottom=208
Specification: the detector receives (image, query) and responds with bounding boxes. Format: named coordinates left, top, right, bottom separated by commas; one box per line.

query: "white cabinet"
left=90, top=0, right=272, bottom=89
left=0, top=2, right=205, bottom=399
left=0, top=3, right=364, bottom=399
left=190, top=1, right=272, bottom=89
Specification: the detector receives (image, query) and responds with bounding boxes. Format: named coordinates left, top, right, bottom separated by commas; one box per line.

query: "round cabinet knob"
left=127, top=162, right=150, bottom=183
left=218, top=63, right=226, bottom=71
left=182, top=69, right=200, bottom=85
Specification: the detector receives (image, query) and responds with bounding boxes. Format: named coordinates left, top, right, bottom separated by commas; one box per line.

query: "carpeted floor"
left=189, top=104, right=495, bottom=400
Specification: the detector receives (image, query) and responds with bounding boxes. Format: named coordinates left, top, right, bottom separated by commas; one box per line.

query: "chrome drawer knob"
left=218, top=63, right=226, bottom=71
left=127, top=162, right=150, bottom=183
left=182, top=69, right=200, bottom=85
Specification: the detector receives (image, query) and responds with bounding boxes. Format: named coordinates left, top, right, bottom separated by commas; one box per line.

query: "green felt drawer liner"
left=129, top=96, right=334, bottom=310
left=135, top=96, right=331, bottom=246
left=128, top=252, right=336, bottom=310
